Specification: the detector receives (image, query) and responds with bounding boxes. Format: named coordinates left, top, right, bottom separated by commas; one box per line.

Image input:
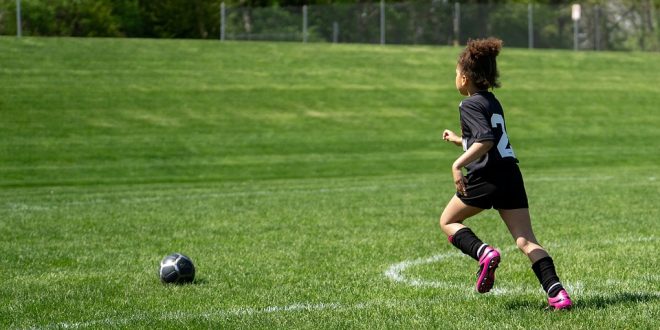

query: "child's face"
left=455, top=65, right=469, bottom=96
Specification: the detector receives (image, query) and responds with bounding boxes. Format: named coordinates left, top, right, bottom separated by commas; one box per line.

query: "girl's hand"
left=443, top=129, right=461, bottom=145
left=452, top=166, right=467, bottom=196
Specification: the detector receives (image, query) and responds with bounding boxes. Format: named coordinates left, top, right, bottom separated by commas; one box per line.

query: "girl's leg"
left=499, top=208, right=572, bottom=308
left=439, top=196, right=490, bottom=261
left=439, top=195, right=483, bottom=236
left=440, top=196, right=500, bottom=293
left=498, top=208, right=548, bottom=263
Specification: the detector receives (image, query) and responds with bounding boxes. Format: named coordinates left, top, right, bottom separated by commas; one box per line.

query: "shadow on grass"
left=504, top=292, right=659, bottom=311
left=159, top=277, right=208, bottom=286
left=575, top=292, right=659, bottom=310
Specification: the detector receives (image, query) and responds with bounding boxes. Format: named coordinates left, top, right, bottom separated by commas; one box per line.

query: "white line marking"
left=31, top=239, right=660, bottom=328
left=384, top=246, right=524, bottom=293
left=526, top=175, right=615, bottom=182
left=384, top=251, right=464, bottom=290
left=6, top=172, right=657, bottom=211
left=49, top=301, right=353, bottom=329
left=384, top=236, right=658, bottom=293
left=3, top=182, right=423, bottom=211
left=46, top=286, right=660, bottom=329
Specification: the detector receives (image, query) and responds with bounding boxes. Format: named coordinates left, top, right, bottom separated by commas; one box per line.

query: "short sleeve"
left=459, top=100, right=494, bottom=142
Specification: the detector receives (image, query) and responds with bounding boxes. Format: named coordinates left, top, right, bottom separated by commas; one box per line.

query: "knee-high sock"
left=532, top=256, right=564, bottom=297
left=448, top=227, right=488, bottom=261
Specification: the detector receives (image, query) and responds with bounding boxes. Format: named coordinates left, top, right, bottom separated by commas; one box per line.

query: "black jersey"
left=459, top=91, right=518, bottom=174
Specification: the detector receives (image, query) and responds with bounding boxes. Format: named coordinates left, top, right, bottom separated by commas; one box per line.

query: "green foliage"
left=225, top=6, right=303, bottom=41
left=19, top=0, right=121, bottom=37
left=138, top=0, right=221, bottom=38
left=1, top=0, right=658, bottom=51
left=1, top=38, right=659, bottom=328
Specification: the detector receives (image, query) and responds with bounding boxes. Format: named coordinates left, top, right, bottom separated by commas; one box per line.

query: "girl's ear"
left=461, top=74, right=468, bottom=87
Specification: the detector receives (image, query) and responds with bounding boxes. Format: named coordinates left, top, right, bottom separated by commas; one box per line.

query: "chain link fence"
left=222, top=1, right=659, bottom=51
left=2, top=1, right=658, bottom=51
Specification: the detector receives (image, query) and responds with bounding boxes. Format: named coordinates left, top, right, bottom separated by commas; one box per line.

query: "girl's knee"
left=515, top=237, right=546, bottom=257
left=438, top=214, right=464, bottom=236
left=515, top=237, right=530, bottom=251
left=438, top=215, right=449, bottom=230
left=439, top=213, right=461, bottom=228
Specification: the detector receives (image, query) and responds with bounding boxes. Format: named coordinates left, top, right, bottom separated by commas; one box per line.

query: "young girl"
left=440, top=38, right=572, bottom=310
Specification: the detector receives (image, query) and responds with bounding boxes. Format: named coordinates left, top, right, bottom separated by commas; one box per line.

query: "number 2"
left=491, top=114, right=515, bottom=158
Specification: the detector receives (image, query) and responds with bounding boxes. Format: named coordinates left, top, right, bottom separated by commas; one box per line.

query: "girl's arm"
left=451, top=141, right=494, bottom=195
left=442, top=129, right=462, bottom=146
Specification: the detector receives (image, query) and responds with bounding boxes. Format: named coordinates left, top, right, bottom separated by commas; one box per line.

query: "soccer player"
left=439, top=38, right=572, bottom=310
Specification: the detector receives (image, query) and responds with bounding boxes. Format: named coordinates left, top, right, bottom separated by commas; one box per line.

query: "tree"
left=18, top=0, right=121, bottom=37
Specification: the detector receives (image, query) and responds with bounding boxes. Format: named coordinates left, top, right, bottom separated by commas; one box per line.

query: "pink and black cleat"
left=476, top=246, right=500, bottom=293
left=548, top=289, right=573, bottom=310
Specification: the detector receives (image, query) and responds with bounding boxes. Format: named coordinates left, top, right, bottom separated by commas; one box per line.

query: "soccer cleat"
left=475, top=246, right=500, bottom=293
left=547, top=289, right=573, bottom=310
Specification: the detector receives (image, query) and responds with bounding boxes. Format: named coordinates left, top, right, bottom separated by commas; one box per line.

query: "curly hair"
left=457, top=38, right=503, bottom=90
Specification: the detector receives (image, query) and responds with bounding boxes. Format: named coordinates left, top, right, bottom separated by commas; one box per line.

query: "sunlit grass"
left=1, top=37, right=658, bottom=329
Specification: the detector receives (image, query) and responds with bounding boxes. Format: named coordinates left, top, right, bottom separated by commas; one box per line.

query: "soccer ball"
left=159, top=253, right=195, bottom=284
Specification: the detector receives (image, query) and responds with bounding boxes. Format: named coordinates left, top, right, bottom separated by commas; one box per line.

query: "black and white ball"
left=159, top=253, right=195, bottom=284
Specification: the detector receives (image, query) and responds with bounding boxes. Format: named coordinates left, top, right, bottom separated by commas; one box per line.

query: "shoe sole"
left=546, top=304, right=572, bottom=311
left=476, top=255, right=500, bottom=293
left=548, top=300, right=573, bottom=311
left=547, top=289, right=573, bottom=310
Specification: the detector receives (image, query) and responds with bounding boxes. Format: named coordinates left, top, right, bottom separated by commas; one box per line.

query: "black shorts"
left=457, top=164, right=529, bottom=210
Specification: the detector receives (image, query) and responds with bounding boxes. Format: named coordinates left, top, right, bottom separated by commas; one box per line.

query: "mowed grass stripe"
left=0, top=167, right=656, bottom=210
left=1, top=38, right=659, bottom=328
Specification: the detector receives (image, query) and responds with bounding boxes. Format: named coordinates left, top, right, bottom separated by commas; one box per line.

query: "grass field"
left=1, top=37, right=659, bottom=329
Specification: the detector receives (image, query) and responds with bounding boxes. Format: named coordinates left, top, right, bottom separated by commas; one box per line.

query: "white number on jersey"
left=490, top=114, right=516, bottom=158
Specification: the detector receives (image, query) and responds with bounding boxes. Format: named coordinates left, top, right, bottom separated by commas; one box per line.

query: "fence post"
left=453, top=2, right=460, bottom=46
left=220, top=2, right=225, bottom=41
left=380, top=0, right=385, bottom=45
left=595, top=5, right=601, bottom=51
left=528, top=3, right=533, bottom=49
left=574, top=21, right=578, bottom=51
left=303, top=5, right=308, bottom=43
left=333, top=22, right=339, bottom=44
left=16, top=0, right=22, bottom=38
left=572, top=4, right=580, bottom=51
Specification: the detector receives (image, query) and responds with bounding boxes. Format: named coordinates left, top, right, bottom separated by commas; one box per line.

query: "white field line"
left=50, top=302, right=346, bottom=329
left=4, top=182, right=423, bottom=212
left=526, top=175, right=615, bottom=182
left=385, top=236, right=659, bottom=294
left=45, top=288, right=660, bottom=329
left=50, top=300, right=423, bottom=329
left=6, top=173, right=657, bottom=212
left=41, top=236, right=660, bottom=329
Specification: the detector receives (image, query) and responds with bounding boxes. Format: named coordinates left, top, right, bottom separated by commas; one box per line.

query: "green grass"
left=1, top=37, right=658, bottom=329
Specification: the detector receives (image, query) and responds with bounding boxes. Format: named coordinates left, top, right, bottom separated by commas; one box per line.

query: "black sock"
left=532, top=256, right=564, bottom=297
left=448, top=227, right=487, bottom=261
